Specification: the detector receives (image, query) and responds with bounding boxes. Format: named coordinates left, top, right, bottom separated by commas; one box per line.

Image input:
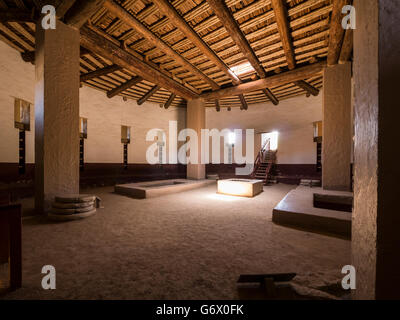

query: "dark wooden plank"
left=0, top=221, right=9, bottom=264
left=9, top=205, right=22, bottom=289
left=0, top=204, right=22, bottom=290
left=0, top=193, right=10, bottom=264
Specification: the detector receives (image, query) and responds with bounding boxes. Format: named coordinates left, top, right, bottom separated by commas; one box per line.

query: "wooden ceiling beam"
left=31, top=0, right=44, bottom=10
left=262, top=88, right=279, bottom=105
left=339, top=28, right=353, bottom=64
left=64, top=0, right=106, bottom=29
left=0, top=9, right=34, bottom=22
left=56, top=0, right=78, bottom=19
left=270, top=0, right=321, bottom=99
left=206, top=0, right=267, bottom=79
left=253, top=74, right=280, bottom=106
left=80, top=47, right=91, bottom=56
left=138, top=85, right=160, bottom=105
left=107, top=75, right=143, bottom=98
left=294, top=80, right=319, bottom=96
left=80, top=25, right=198, bottom=100
left=13, top=0, right=28, bottom=10
left=153, top=0, right=240, bottom=85
left=81, top=64, right=122, bottom=83
left=201, top=61, right=326, bottom=100
left=239, top=94, right=248, bottom=110
left=271, top=0, right=296, bottom=70
left=104, top=0, right=220, bottom=91
left=164, top=93, right=176, bottom=109
left=327, top=0, right=350, bottom=65
left=215, top=99, right=220, bottom=112
left=20, top=50, right=35, bottom=64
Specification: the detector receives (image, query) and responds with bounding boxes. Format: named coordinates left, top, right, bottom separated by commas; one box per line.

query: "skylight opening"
left=230, top=61, right=255, bottom=76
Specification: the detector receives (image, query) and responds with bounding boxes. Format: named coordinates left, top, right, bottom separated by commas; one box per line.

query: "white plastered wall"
left=0, top=41, right=186, bottom=164
left=206, top=94, right=322, bottom=164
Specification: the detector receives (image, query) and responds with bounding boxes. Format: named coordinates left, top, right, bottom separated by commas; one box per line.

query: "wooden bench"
left=0, top=202, right=22, bottom=290
left=237, top=273, right=297, bottom=299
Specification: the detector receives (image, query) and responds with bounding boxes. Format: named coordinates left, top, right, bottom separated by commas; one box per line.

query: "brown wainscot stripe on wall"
left=206, top=163, right=321, bottom=185
left=1, top=163, right=321, bottom=200
left=206, top=164, right=252, bottom=180
left=80, top=163, right=186, bottom=187
left=275, top=164, right=321, bottom=184
left=0, top=163, right=35, bottom=201
left=0, top=163, right=186, bottom=201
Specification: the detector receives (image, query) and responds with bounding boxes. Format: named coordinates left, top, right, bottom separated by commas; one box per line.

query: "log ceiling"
left=0, top=0, right=352, bottom=109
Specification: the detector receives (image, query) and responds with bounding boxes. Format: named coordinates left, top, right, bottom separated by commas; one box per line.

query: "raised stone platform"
left=217, top=179, right=263, bottom=197
left=115, top=179, right=215, bottom=199
left=272, top=186, right=352, bottom=238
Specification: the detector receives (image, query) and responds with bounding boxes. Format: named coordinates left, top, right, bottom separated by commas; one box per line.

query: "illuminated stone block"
left=217, top=179, right=263, bottom=197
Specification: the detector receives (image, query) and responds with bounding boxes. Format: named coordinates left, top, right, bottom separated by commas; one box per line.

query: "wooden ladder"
left=251, top=141, right=277, bottom=185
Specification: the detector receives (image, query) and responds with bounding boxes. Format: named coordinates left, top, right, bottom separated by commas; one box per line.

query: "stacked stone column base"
left=48, top=195, right=98, bottom=221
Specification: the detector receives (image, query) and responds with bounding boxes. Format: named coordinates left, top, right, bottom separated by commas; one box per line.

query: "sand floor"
left=1, top=183, right=350, bottom=299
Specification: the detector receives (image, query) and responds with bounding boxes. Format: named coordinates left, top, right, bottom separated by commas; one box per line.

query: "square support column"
left=34, top=21, right=80, bottom=213
left=352, top=0, right=400, bottom=299
left=186, top=98, right=205, bottom=179
left=322, top=62, right=352, bottom=191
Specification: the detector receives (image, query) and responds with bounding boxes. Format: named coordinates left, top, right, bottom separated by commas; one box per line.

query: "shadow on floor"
left=274, top=222, right=351, bottom=240
left=22, top=215, right=68, bottom=226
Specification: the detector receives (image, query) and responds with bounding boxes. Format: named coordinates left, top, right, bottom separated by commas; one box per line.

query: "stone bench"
left=313, top=193, right=353, bottom=212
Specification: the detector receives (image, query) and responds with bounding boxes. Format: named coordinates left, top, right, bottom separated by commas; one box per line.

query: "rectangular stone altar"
left=217, top=179, right=264, bottom=197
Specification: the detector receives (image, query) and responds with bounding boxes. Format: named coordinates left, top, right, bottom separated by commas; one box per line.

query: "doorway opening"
left=261, top=131, right=278, bottom=151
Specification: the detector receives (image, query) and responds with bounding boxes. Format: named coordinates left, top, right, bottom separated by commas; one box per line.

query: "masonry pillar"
left=186, top=98, right=205, bottom=179
left=35, top=21, right=80, bottom=213
left=352, top=0, right=400, bottom=299
left=322, top=62, right=352, bottom=191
